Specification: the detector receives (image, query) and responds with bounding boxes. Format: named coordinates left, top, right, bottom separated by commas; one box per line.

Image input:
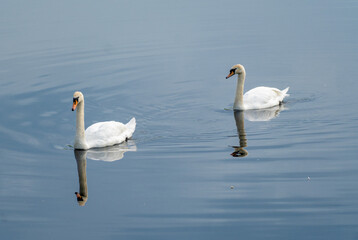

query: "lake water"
left=1, top=0, right=358, bottom=239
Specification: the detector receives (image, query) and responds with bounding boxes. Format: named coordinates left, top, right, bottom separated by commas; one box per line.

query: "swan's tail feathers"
left=282, top=87, right=290, bottom=97
left=125, top=117, right=136, bottom=134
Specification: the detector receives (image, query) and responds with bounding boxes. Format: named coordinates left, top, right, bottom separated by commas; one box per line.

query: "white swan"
left=72, top=91, right=136, bottom=150
left=226, top=64, right=289, bottom=110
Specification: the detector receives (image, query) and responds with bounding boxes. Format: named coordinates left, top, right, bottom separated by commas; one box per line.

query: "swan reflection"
left=87, top=140, right=137, bottom=162
left=231, top=105, right=285, bottom=157
left=73, top=141, right=136, bottom=206
left=244, top=104, right=286, bottom=122
left=74, top=150, right=88, bottom=206
left=231, top=110, right=248, bottom=157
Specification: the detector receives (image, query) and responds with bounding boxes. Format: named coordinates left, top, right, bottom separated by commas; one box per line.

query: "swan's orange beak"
left=72, top=99, right=78, bottom=111
left=226, top=72, right=235, bottom=79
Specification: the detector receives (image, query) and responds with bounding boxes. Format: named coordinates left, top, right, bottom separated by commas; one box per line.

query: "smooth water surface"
left=1, top=1, right=358, bottom=239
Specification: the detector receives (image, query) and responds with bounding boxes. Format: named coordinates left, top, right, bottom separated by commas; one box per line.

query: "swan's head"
left=72, top=91, right=84, bottom=111
left=226, top=64, right=245, bottom=79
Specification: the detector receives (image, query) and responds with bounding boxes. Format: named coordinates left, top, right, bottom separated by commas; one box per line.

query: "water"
left=1, top=0, right=358, bottom=239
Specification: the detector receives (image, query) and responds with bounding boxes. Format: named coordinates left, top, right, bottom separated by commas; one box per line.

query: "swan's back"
left=85, top=117, right=136, bottom=148
left=243, top=87, right=289, bottom=110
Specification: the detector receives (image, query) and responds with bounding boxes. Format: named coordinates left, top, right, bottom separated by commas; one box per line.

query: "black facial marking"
left=75, top=192, right=83, bottom=201
left=73, top=97, right=79, bottom=103
left=230, top=69, right=235, bottom=74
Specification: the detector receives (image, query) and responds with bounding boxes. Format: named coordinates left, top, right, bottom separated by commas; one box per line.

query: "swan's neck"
left=74, top=101, right=88, bottom=149
left=234, top=72, right=246, bottom=110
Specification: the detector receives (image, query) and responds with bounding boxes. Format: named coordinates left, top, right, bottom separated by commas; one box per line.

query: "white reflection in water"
left=73, top=141, right=136, bottom=206
left=231, top=105, right=285, bottom=157
left=86, top=140, right=137, bottom=162
left=244, top=104, right=286, bottom=122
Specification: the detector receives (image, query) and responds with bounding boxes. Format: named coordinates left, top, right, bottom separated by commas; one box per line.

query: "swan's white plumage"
left=243, top=86, right=289, bottom=110
left=85, top=118, right=136, bottom=149
left=226, top=64, right=289, bottom=110
left=72, top=91, right=136, bottom=150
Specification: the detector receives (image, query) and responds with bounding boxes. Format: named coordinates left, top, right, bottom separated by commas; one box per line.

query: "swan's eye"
left=73, top=97, right=79, bottom=104
left=230, top=69, right=236, bottom=74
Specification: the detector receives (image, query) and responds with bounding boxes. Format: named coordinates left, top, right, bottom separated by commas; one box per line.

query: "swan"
left=226, top=64, right=289, bottom=110
left=71, top=91, right=136, bottom=150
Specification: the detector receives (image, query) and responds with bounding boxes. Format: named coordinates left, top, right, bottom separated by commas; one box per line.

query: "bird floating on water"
left=72, top=91, right=136, bottom=150
left=226, top=64, right=289, bottom=110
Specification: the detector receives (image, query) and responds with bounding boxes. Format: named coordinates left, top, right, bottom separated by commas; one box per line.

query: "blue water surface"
left=0, top=0, right=357, bottom=239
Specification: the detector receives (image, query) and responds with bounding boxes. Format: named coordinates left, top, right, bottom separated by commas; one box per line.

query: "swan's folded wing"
left=85, top=120, right=134, bottom=148
left=244, top=86, right=288, bottom=109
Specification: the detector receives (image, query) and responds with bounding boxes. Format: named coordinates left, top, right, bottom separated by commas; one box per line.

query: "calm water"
left=1, top=0, right=358, bottom=239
